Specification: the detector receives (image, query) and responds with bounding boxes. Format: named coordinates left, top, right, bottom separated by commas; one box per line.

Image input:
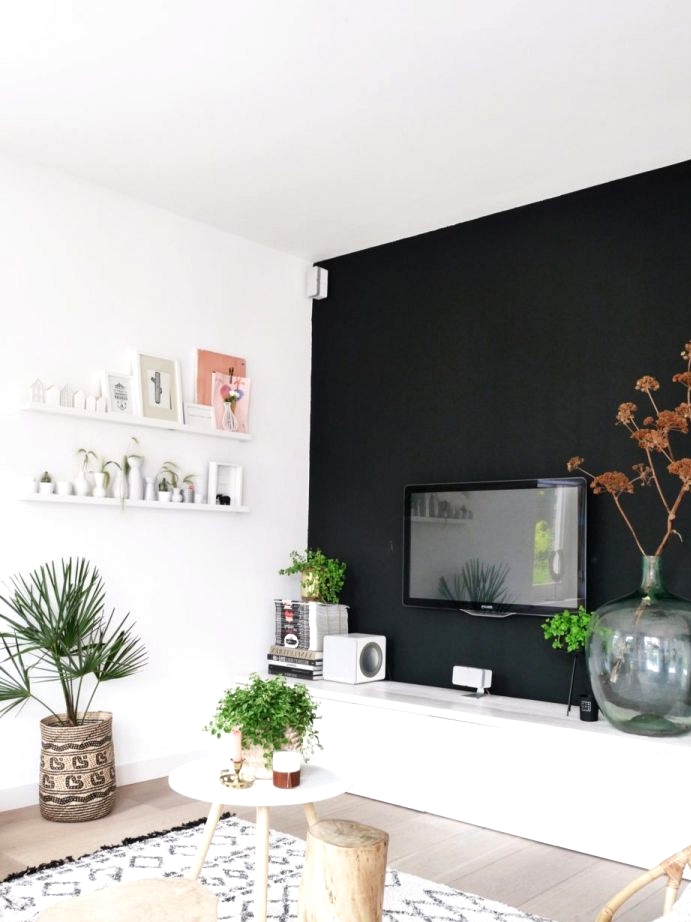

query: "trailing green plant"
left=541, top=605, right=593, bottom=653
left=76, top=448, right=97, bottom=473
left=439, top=558, right=513, bottom=605
left=278, top=548, right=346, bottom=604
left=204, top=673, right=321, bottom=767
left=0, top=557, right=147, bottom=726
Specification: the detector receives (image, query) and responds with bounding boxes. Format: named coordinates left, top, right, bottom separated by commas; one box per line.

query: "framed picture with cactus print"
left=131, top=352, right=183, bottom=423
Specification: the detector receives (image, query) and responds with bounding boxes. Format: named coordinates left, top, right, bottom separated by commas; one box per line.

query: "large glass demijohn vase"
left=587, top=555, right=691, bottom=737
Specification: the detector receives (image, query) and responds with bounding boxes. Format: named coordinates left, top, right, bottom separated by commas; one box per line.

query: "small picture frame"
left=184, top=402, right=214, bottom=430
left=100, top=371, right=135, bottom=416
left=132, top=352, right=183, bottom=424
left=208, top=462, right=243, bottom=506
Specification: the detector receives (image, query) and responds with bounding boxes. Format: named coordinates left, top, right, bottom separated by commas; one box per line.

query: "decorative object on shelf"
left=92, top=472, right=108, bottom=498
left=131, top=351, right=183, bottom=424
left=208, top=461, right=243, bottom=507
left=157, top=476, right=172, bottom=502
left=29, top=378, right=46, bottom=403
left=568, top=338, right=691, bottom=736
left=541, top=605, right=594, bottom=716
left=127, top=455, right=145, bottom=500
left=184, top=401, right=214, bottom=429
left=183, top=480, right=195, bottom=503
left=38, top=470, right=54, bottom=494
left=45, top=385, right=60, bottom=406
left=144, top=476, right=156, bottom=501
left=100, top=370, right=135, bottom=416
left=211, top=370, right=251, bottom=433
left=59, top=383, right=75, bottom=408
left=85, top=394, right=98, bottom=413
left=75, top=447, right=97, bottom=497
left=204, top=673, right=321, bottom=778
left=279, top=548, right=347, bottom=604
left=172, top=486, right=183, bottom=502
left=0, top=557, right=147, bottom=821
left=56, top=480, right=73, bottom=496
left=73, top=389, right=86, bottom=411
left=195, top=348, right=247, bottom=406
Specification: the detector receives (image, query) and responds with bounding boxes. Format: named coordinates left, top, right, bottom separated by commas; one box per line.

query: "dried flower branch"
left=568, top=339, right=691, bottom=557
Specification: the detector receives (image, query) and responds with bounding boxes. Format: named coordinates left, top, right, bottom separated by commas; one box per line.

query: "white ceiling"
left=2, top=2, right=691, bottom=262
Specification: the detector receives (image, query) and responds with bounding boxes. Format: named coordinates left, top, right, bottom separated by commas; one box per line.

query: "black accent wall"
left=308, top=160, right=691, bottom=703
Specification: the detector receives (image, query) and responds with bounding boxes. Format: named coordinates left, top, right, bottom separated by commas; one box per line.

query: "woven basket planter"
left=39, top=711, right=116, bottom=822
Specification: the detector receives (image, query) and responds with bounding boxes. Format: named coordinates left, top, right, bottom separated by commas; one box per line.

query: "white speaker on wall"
left=322, top=633, right=386, bottom=684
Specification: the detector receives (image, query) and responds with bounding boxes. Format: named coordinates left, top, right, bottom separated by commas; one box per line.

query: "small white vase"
left=172, top=487, right=183, bottom=503
left=73, top=471, right=91, bottom=497
left=111, top=469, right=127, bottom=501
left=127, top=456, right=144, bottom=500
left=144, top=476, right=156, bottom=501
left=222, top=401, right=239, bottom=431
left=92, top=472, right=107, bottom=498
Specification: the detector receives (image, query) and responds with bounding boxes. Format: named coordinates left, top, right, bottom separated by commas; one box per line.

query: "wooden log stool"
left=36, top=878, right=217, bottom=922
left=298, top=818, right=389, bottom=922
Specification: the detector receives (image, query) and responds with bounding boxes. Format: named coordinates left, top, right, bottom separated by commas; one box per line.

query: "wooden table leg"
left=189, top=802, right=224, bottom=879
left=303, top=802, right=318, bottom=827
left=254, top=805, right=270, bottom=922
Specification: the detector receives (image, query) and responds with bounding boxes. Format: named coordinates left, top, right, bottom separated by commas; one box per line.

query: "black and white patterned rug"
left=1, top=814, right=552, bottom=921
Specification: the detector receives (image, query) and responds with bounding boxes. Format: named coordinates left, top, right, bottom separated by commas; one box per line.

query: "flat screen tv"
left=403, top=477, right=586, bottom=617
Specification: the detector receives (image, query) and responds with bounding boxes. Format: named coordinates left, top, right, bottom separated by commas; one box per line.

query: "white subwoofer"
left=322, top=633, right=386, bottom=683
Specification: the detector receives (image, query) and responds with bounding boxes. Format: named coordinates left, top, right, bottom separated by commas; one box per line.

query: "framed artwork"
left=131, top=352, right=183, bottom=423
left=195, top=349, right=247, bottom=406
left=208, top=461, right=243, bottom=506
left=184, top=402, right=214, bottom=429
left=100, top=371, right=135, bottom=416
left=210, top=371, right=251, bottom=434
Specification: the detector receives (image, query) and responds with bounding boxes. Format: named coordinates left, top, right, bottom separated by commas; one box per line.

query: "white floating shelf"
left=22, top=494, right=249, bottom=513
left=20, top=403, right=252, bottom=441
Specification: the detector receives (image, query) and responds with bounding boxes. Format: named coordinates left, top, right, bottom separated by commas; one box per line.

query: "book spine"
left=268, top=664, right=322, bottom=680
left=268, top=646, right=323, bottom=661
left=267, top=653, right=324, bottom=666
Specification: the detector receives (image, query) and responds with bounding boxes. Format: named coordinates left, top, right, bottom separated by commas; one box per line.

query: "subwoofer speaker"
left=322, top=633, right=386, bottom=684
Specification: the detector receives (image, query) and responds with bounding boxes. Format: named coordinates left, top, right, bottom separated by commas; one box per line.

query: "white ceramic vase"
left=144, top=476, right=156, bottom=501
left=92, top=472, right=107, bottom=498
left=127, top=456, right=144, bottom=500
left=73, top=470, right=91, bottom=497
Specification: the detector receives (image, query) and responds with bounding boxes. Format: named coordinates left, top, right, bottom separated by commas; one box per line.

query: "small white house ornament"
left=59, top=384, right=75, bottom=408
left=29, top=379, right=46, bottom=403
left=73, top=389, right=86, bottom=411
left=45, top=386, right=60, bottom=407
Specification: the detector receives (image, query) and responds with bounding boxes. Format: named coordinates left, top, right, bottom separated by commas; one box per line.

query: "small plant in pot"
left=541, top=605, right=594, bottom=715
left=204, top=673, right=321, bottom=777
left=279, top=548, right=346, bottom=604
left=0, top=557, right=147, bottom=821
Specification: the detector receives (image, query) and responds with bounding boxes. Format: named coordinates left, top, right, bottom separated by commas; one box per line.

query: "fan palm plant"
left=0, top=557, right=147, bottom=726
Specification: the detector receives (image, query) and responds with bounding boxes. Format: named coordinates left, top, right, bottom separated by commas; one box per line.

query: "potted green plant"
left=38, top=470, right=54, bottom=495
left=204, top=673, right=321, bottom=776
left=278, top=548, right=346, bottom=604
left=0, top=557, right=147, bottom=821
left=541, top=605, right=593, bottom=714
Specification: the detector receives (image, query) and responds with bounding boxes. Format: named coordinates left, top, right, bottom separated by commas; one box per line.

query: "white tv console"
left=301, top=679, right=691, bottom=871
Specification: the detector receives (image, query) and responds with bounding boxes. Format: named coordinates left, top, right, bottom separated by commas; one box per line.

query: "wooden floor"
left=0, top=777, right=674, bottom=922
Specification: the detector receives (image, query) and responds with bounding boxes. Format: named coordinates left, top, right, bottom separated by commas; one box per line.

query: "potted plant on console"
left=278, top=548, right=346, bottom=604
left=204, top=673, right=320, bottom=779
left=541, top=605, right=593, bottom=716
left=0, top=557, right=147, bottom=822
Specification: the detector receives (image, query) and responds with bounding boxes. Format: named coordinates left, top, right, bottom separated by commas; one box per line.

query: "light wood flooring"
left=0, top=777, right=676, bottom=922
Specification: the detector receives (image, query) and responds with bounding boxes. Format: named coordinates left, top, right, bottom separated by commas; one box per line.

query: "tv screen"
left=403, top=477, right=586, bottom=617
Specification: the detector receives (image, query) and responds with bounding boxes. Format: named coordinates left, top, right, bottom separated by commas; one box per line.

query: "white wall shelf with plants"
left=20, top=402, right=252, bottom=441
left=21, top=494, right=249, bottom=513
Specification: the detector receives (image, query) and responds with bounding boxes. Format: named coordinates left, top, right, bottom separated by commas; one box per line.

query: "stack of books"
left=266, top=644, right=323, bottom=680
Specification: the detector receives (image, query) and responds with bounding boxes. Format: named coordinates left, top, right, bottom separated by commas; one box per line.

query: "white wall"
left=0, top=155, right=313, bottom=808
